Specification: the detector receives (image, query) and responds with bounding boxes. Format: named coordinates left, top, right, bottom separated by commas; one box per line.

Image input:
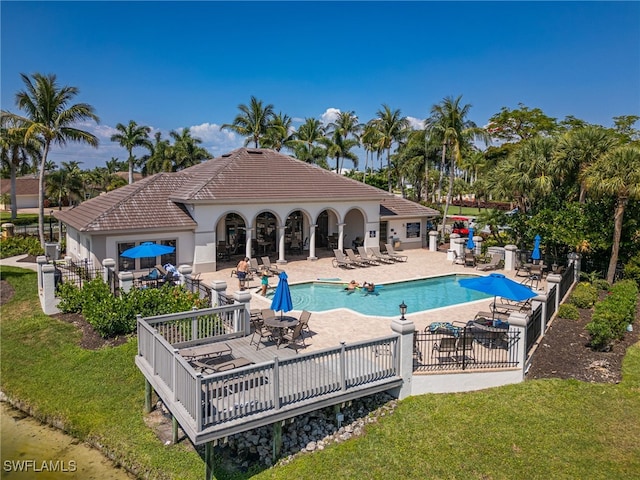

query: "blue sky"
left=2, top=1, right=639, bottom=170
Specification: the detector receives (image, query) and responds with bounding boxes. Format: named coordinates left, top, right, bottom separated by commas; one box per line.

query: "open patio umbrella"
left=271, top=271, right=293, bottom=318
left=121, top=242, right=175, bottom=259
left=459, top=273, right=537, bottom=319
left=466, top=227, right=475, bottom=250
left=531, top=234, right=541, bottom=261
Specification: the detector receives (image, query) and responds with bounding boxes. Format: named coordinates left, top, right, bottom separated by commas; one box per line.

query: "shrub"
left=0, top=236, right=44, bottom=258
left=586, top=279, right=638, bottom=351
left=569, top=282, right=598, bottom=309
left=57, top=282, right=83, bottom=313
left=592, top=279, right=611, bottom=291
left=623, top=252, right=640, bottom=286
left=557, top=303, right=580, bottom=320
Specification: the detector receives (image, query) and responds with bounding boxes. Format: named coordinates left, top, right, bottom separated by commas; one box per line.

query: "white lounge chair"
left=384, top=243, right=408, bottom=262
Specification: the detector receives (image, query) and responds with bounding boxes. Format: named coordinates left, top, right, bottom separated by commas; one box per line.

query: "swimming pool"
left=267, top=274, right=491, bottom=317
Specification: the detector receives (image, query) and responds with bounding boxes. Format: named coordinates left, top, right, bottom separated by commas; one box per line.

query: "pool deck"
left=201, top=248, right=544, bottom=352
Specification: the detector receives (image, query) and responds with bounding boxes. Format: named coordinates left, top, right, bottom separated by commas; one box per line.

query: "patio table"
left=264, top=315, right=298, bottom=345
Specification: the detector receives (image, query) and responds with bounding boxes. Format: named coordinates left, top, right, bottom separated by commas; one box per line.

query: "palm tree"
left=327, top=111, right=362, bottom=172
left=0, top=114, right=42, bottom=219
left=142, top=132, right=172, bottom=175
left=262, top=112, right=293, bottom=151
left=221, top=96, right=275, bottom=148
left=372, top=105, right=409, bottom=192
left=169, top=128, right=209, bottom=171
left=110, top=120, right=152, bottom=184
left=426, top=95, right=483, bottom=237
left=9, top=73, right=99, bottom=247
left=46, top=160, right=84, bottom=208
left=584, top=145, right=640, bottom=282
left=553, top=125, right=618, bottom=203
left=289, top=118, right=327, bottom=164
left=319, top=134, right=359, bottom=173
left=361, top=121, right=382, bottom=184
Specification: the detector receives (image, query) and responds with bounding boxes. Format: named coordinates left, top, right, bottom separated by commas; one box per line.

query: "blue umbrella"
left=121, top=242, right=175, bottom=259
left=271, top=271, right=293, bottom=318
left=531, top=234, right=541, bottom=261
left=459, top=273, right=537, bottom=319
left=466, top=227, right=475, bottom=250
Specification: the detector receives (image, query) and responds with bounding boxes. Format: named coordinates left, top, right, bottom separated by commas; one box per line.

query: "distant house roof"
left=54, top=148, right=439, bottom=233
left=0, top=176, right=39, bottom=195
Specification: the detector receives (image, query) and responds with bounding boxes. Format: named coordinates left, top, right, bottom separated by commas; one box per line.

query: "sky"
left=2, top=1, right=639, bottom=171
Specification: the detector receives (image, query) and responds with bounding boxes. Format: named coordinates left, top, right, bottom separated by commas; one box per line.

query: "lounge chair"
left=367, top=246, right=395, bottom=264
left=464, top=251, right=476, bottom=267
left=476, top=253, right=502, bottom=271
left=491, top=298, right=532, bottom=315
left=192, top=356, right=254, bottom=374
left=345, top=248, right=371, bottom=267
left=249, top=257, right=261, bottom=275
left=332, top=249, right=357, bottom=269
left=261, top=256, right=282, bottom=275
left=384, top=243, right=408, bottom=262
left=357, top=246, right=381, bottom=265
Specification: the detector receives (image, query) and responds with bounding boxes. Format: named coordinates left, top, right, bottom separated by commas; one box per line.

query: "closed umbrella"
left=459, top=273, right=537, bottom=319
left=466, top=227, right=475, bottom=250
left=531, top=234, right=541, bottom=261
left=270, top=271, right=293, bottom=318
left=121, top=242, right=175, bottom=259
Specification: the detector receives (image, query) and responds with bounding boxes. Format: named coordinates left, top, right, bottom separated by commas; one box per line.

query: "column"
left=37, top=255, right=47, bottom=292
left=428, top=230, right=438, bottom=252
left=546, top=273, right=562, bottom=312
left=308, top=224, right=318, bottom=261
left=504, top=244, right=518, bottom=271
left=473, top=236, right=483, bottom=256
left=277, top=226, right=286, bottom=264
left=568, top=252, right=582, bottom=283
left=506, top=312, right=528, bottom=382
left=209, top=280, right=227, bottom=307
left=337, top=223, right=345, bottom=252
left=40, top=264, right=60, bottom=315
left=390, top=314, right=415, bottom=399
left=233, top=289, right=252, bottom=335
left=245, top=227, right=254, bottom=259
left=177, top=264, right=192, bottom=286
left=118, top=271, right=134, bottom=293
left=102, top=258, right=116, bottom=283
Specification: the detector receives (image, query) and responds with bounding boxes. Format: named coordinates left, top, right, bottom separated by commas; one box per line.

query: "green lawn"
left=2, top=266, right=639, bottom=480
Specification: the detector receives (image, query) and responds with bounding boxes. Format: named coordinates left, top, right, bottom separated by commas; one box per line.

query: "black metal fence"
left=560, top=263, right=575, bottom=300
left=413, top=327, right=521, bottom=372
left=526, top=305, right=543, bottom=354
left=55, top=260, right=106, bottom=294
left=183, top=276, right=212, bottom=307
left=546, top=285, right=557, bottom=322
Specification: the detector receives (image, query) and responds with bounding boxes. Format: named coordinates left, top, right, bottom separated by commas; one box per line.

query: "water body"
left=1, top=402, right=134, bottom=479
left=270, top=274, right=491, bottom=316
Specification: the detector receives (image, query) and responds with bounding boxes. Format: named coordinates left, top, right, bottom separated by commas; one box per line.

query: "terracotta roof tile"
left=0, top=177, right=39, bottom=195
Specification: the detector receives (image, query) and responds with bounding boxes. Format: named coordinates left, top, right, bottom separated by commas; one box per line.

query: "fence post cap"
left=103, top=258, right=116, bottom=268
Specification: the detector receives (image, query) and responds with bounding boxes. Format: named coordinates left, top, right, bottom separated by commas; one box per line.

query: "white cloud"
left=189, top=122, right=244, bottom=156
left=320, top=108, right=340, bottom=126
left=406, top=116, right=425, bottom=130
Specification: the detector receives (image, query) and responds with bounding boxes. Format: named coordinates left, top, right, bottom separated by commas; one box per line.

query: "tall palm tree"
left=584, top=145, right=640, bottom=282
left=262, top=112, right=293, bottom=151
left=361, top=121, right=382, bottom=184
left=426, top=95, right=483, bottom=237
left=169, top=128, right=209, bottom=171
left=46, top=160, right=84, bottom=208
left=221, top=96, right=275, bottom=148
left=289, top=118, right=327, bottom=164
left=9, top=73, right=99, bottom=247
left=319, top=134, right=359, bottom=173
left=372, top=105, right=409, bottom=192
left=110, top=120, right=152, bottom=184
left=327, top=111, right=362, bottom=172
left=142, top=132, right=172, bottom=175
left=553, top=125, right=618, bottom=203
left=0, top=114, right=42, bottom=219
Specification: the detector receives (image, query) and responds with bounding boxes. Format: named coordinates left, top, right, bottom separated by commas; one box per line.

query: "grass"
left=2, top=266, right=639, bottom=480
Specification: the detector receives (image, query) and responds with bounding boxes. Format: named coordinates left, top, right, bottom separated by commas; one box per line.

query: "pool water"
left=268, top=274, right=491, bottom=317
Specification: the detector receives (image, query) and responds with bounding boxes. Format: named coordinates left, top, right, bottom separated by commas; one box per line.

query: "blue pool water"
left=268, top=274, right=491, bottom=317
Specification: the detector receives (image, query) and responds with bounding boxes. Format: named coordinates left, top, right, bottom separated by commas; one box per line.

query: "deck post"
left=210, top=280, right=228, bottom=307
left=205, top=441, right=215, bottom=480
left=390, top=315, right=415, bottom=399
left=272, top=421, right=282, bottom=461
left=233, top=290, right=252, bottom=335
left=172, top=415, right=179, bottom=444
left=144, top=378, right=153, bottom=413
left=506, top=312, right=528, bottom=379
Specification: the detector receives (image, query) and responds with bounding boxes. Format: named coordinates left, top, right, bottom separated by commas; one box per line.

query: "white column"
left=210, top=280, right=228, bottom=307
left=40, top=264, right=60, bottom=315
left=504, top=244, right=517, bottom=271
left=506, top=312, right=528, bottom=382
left=245, top=227, right=254, bottom=259
left=390, top=315, right=415, bottom=399
left=428, top=230, right=438, bottom=252
left=473, top=236, right=483, bottom=256
left=277, top=226, right=286, bottom=264
left=308, top=224, right=318, bottom=260
left=337, top=223, right=345, bottom=252
left=233, top=289, right=253, bottom=335
left=546, top=273, right=562, bottom=311
left=118, top=271, right=134, bottom=293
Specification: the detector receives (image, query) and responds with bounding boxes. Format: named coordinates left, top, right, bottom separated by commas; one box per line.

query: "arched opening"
left=255, top=212, right=277, bottom=256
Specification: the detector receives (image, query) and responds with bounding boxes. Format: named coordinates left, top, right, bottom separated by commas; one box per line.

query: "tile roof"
left=55, top=174, right=196, bottom=233
left=0, top=177, right=39, bottom=195
left=54, top=148, right=439, bottom=232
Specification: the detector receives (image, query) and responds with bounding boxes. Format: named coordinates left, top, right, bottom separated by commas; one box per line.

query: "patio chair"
left=384, top=243, right=408, bottom=262
left=249, top=322, right=276, bottom=350
left=261, top=256, right=282, bottom=275
left=367, top=246, right=395, bottom=264
left=332, top=249, right=357, bottom=269
left=455, top=331, right=476, bottom=363
left=464, top=251, right=476, bottom=267
left=357, top=246, right=381, bottom=265
left=431, top=336, right=458, bottom=363
left=476, top=253, right=502, bottom=271
left=278, top=322, right=306, bottom=353
left=345, top=248, right=370, bottom=267
left=298, top=310, right=312, bottom=339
